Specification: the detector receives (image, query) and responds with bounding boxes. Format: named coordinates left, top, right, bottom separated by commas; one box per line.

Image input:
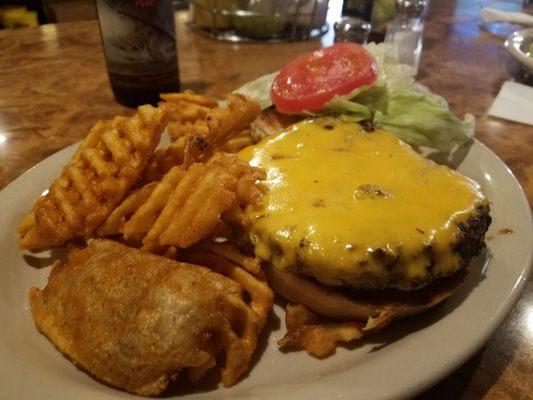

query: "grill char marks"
left=454, top=204, right=492, bottom=261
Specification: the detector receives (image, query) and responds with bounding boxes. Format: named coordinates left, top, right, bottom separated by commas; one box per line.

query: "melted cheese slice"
left=239, top=118, right=487, bottom=290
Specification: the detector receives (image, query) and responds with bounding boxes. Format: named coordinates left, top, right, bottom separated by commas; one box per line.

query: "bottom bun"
left=268, top=265, right=468, bottom=356
left=265, top=264, right=467, bottom=328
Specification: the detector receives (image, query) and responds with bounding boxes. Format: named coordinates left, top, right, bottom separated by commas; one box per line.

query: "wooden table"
left=0, top=0, right=531, bottom=398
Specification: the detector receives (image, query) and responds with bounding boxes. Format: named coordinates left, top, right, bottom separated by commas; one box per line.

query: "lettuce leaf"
left=323, top=97, right=371, bottom=121
left=234, top=71, right=277, bottom=110
left=324, top=43, right=474, bottom=152
left=375, top=89, right=475, bottom=152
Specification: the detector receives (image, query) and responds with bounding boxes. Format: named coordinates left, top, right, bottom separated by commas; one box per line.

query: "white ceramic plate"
left=0, top=140, right=531, bottom=400
left=504, top=27, right=533, bottom=74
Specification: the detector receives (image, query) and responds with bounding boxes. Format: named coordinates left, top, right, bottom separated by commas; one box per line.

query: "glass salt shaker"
left=334, top=17, right=372, bottom=44
left=384, top=0, right=429, bottom=72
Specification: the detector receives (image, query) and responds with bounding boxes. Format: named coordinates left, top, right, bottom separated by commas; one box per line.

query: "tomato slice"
left=270, top=43, right=378, bottom=114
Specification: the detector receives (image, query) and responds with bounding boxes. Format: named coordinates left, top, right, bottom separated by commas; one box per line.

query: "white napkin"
left=488, top=81, right=533, bottom=126
left=481, top=7, right=533, bottom=26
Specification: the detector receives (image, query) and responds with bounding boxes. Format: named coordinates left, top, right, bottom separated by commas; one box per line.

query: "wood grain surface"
left=0, top=0, right=531, bottom=398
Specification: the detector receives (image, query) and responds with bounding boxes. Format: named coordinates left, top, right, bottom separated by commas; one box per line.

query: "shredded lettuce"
left=234, top=43, right=475, bottom=153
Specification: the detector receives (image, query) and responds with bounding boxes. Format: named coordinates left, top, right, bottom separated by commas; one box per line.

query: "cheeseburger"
left=236, top=43, right=491, bottom=355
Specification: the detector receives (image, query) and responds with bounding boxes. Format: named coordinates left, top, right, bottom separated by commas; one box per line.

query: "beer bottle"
left=95, top=0, right=180, bottom=107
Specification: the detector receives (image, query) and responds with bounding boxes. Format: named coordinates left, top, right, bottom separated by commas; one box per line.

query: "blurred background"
left=0, top=0, right=384, bottom=31
left=1, top=1, right=530, bottom=80
left=0, top=0, right=188, bottom=27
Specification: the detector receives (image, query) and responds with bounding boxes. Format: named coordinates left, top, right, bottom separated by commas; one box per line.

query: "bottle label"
left=96, top=0, right=178, bottom=88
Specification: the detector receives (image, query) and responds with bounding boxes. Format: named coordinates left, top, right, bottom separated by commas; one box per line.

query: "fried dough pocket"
left=30, top=240, right=271, bottom=396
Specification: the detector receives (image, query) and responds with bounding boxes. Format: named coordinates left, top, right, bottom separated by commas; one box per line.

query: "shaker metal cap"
left=334, top=17, right=372, bottom=44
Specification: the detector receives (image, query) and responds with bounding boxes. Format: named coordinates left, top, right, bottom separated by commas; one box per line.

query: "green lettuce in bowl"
left=232, top=0, right=288, bottom=39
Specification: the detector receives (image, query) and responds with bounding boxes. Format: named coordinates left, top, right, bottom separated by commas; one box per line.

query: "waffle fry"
left=186, top=250, right=273, bottom=330
left=160, top=154, right=263, bottom=248
left=221, top=164, right=265, bottom=231
left=124, top=166, right=186, bottom=243
left=139, top=134, right=203, bottom=184
left=102, top=152, right=264, bottom=252
left=161, top=90, right=218, bottom=140
left=140, top=162, right=214, bottom=251
left=202, top=93, right=261, bottom=149
left=278, top=305, right=365, bottom=358
left=183, top=243, right=273, bottom=385
left=234, top=164, right=265, bottom=206
left=184, top=240, right=274, bottom=386
left=198, top=240, right=262, bottom=277
left=216, top=300, right=261, bottom=387
left=185, top=252, right=269, bottom=386
left=221, top=129, right=254, bottom=153
left=96, top=182, right=158, bottom=236
left=161, top=91, right=218, bottom=108
left=222, top=204, right=249, bottom=229
left=134, top=153, right=265, bottom=251
left=146, top=157, right=233, bottom=249
left=142, top=93, right=261, bottom=183
left=19, top=105, right=167, bottom=250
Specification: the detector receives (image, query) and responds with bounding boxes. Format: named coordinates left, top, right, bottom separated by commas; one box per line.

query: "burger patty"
left=239, top=117, right=492, bottom=291
left=289, top=203, right=491, bottom=291
left=453, top=204, right=492, bottom=262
